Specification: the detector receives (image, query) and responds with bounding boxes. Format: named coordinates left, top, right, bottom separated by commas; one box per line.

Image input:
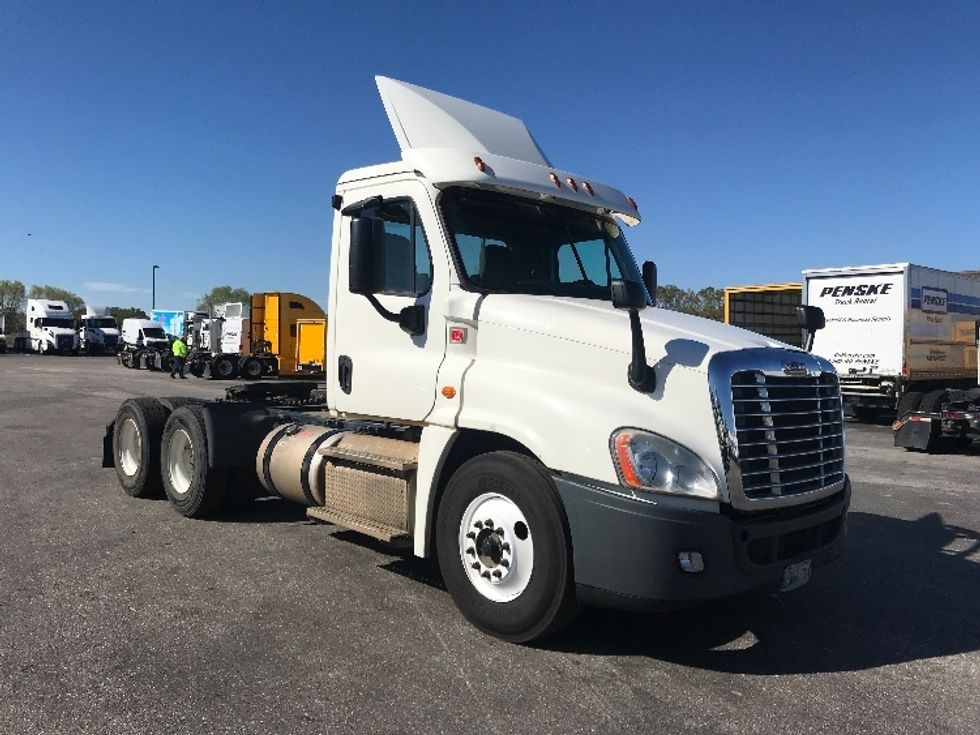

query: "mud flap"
left=102, top=422, right=115, bottom=468
left=893, top=413, right=941, bottom=451
left=201, top=403, right=280, bottom=468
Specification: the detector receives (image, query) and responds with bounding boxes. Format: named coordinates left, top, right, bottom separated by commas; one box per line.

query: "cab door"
left=330, top=180, right=447, bottom=422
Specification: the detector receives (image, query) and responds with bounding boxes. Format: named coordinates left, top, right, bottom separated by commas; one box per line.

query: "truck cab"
left=27, top=299, right=78, bottom=354
left=79, top=305, right=121, bottom=354
left=121, top=318, right=170, bottom=351
left=105, top=77, right=850, bottom=642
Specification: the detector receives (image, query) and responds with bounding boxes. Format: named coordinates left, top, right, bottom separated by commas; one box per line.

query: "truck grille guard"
left=709, top=349, right=846, bottom=512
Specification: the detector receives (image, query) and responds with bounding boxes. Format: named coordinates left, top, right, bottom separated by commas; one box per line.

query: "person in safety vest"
left=170, top=336, right=188, bottom=379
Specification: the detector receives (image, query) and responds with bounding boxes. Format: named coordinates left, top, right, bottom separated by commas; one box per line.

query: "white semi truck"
left=804, top=263, right=980, bottom=420
left=79, top=305, right=122, bottom=354
left=27, top=299, right=78, bottom=354
left=119, top=318, right=173, bottom=370
left=102, top=78, right=850, bottom=642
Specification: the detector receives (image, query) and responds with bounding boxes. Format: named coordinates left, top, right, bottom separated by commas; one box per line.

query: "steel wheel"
left=117, top=417, right=142, bottom=478
left=458, top=492, right=534, bottom=603
left=166, top=428, right=195, bottom=496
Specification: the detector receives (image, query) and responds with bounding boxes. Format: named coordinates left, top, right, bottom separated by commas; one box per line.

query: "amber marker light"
left=473, top=156, right=487, bottom=173
left=613, top=432, right=642, bottom=488
left=549, top=172, right=561, bottom=187
left=566, top=177, right=578, bottom=192
left=441, top=386, right=457, bottom=399
left=581, top=181, right=594, bottom=196
left=626, top=195, right=639, bottom=211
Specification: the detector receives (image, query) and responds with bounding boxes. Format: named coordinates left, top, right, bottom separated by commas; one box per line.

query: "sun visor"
left=376, top=76, right=551, bottom=166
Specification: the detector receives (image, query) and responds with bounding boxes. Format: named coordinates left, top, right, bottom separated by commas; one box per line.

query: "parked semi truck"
left=79, top=305, right=121, bottom=354
left=804, top=263, right=980, bottom=421
left=102, top=77, right=849, bottom=642
left=119, top=318, right=173, bottom=370
left=724, top=283, right=803, bottom=347
left=27, top=299, right=78, bottom=354
left=185, top=292, right=326, bottom=380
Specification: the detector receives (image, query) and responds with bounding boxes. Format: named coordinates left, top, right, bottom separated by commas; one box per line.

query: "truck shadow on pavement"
left=545, top=511, right=980, bottom=672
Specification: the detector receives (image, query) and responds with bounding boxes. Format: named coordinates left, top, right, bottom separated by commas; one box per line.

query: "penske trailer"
left=101, top=77, right=850, bottom=642
left=804, top=263, right=980, bottom=420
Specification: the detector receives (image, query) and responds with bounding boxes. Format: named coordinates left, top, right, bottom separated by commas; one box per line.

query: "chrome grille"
left=731, top=371, right=844, bottom=500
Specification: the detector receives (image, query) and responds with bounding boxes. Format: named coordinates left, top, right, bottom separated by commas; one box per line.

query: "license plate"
left=780, top=559, right=811, bottom=591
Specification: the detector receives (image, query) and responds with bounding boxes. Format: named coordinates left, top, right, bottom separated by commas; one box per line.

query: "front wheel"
left=436, top=451, right=578, bottom=643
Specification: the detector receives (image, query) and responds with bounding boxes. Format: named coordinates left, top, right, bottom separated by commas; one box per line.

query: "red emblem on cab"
left=449, top=327, right=467, bottom=344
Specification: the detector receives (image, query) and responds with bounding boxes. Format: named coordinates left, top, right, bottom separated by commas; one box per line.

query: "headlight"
left=611, top=429, right=720, bottom=500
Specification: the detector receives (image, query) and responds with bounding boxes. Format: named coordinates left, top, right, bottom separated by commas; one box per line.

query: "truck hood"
left=475, top=294, right=796, bottom=372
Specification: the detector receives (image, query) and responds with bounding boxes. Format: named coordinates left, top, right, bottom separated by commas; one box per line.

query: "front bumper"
left=555, top=475, right=850, bottom=610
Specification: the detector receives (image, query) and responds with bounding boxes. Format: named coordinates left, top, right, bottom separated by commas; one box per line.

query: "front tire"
left=436, top=451, right=577, bottom=643
left=161, top=405, right=229, bottom=517
left=113, top=398, right=169, bottom=498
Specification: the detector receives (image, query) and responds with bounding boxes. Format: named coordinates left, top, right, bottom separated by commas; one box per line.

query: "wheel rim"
left=458, top=492, right=533, bottom=602
left=167, top=428, right=195, bottom=495
left=117, top=417, right=142, bottom=477
left=217, top=359, right=232, bottom=377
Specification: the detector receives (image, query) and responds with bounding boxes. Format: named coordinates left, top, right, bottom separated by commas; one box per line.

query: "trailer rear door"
left=804, top=266, right=906, bottom=377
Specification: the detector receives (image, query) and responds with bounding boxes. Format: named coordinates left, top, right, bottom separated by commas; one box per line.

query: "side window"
left=364, top=200, right=433, bottom=297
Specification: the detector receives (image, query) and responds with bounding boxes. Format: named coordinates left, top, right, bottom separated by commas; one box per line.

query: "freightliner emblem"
left=782, top=361, right=809, bottom=376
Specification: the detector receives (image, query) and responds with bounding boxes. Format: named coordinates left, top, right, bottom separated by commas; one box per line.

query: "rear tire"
left=239, top=356, right=264, bottom=380
left=897, top=390, right=923, bottom=417
left=113, top=398, right=169, bottom=498
left=211, top=354, right=238, bottom=380
left=161, top=405, right=229, bottom=518
left=435, top=451, right=578, bottom=643
left=919, top=389, right=948, bottom=415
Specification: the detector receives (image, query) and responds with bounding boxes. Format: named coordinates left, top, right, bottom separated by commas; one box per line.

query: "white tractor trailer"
left=804, top=263, right=980, bottom=420
left=102, top=78, right=850, bottom=642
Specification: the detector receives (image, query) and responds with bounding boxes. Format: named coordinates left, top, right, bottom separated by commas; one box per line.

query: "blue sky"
left=2, top=1, right=979, bottom=312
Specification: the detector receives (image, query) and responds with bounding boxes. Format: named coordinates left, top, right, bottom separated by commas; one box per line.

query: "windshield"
left=85, top=318, right=117, bottom=328
left=39, top=318, right=72, bottom=328
left=141, top=327, right=166, bottom=339
left=439, top=187, right=645, bottom=301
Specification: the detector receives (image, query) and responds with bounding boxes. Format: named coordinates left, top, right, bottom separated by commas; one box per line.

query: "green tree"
left=197, top=286, right=250, bottom=312
left=0, top=279, right=27, bottom=333
left=656, top=283, right=723, bottom=321
left=28, top=284, right=84, bottom=313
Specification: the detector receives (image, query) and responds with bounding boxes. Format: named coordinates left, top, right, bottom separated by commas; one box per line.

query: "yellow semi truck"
left=187, top=292, right=327, bottom=380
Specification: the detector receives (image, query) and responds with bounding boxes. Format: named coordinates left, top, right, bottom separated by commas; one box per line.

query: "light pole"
left=152, top=265, right=160, bottom=310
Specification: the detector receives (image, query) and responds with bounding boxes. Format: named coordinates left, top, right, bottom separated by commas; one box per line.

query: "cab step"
left=306, top=505, right=411, bottom=546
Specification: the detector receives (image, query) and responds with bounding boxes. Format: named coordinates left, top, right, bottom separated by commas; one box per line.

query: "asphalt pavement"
left=1, top=353, right=978, bottom=734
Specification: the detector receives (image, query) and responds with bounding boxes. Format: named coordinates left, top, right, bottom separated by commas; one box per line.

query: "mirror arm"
left=627, top=309, right=657, bottom=393
left=363, top=295, right=425, bottom=337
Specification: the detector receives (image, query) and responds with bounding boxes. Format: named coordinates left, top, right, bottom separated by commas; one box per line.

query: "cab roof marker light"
left=581, top=181, right=594, bottom=196
left=566, top=177, right=578, bottom=192
left=626, top=195, right=639, bottom=211
left=548, top=172, right=562, bottom=187
left=473, top=156, right=487, bottom=173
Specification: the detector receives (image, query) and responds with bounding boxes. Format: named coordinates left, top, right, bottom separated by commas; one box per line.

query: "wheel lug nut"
left=465, top=547, right=475, bottom=556
left=500, top=559, right=510, bottom=568
left=501, top=543, right=510, bottom=552
left=485, top=519, right=494, bottom=529
left=471, top=562, right=480, bottom=570
left=474, top=521, right=483, bottom=529
left=466, top=531, right=476, bottom=540
left=495, top=528, right=505, bottom=536
left=492, top=570, right=502, bottom=579
left=481, top=571, right=492, bottom=580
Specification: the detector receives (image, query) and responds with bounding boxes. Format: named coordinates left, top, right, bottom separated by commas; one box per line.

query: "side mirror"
left=797, top=304, right=825, bottom=332
left=642, top=261, right=657, bottom=307
left=349, top=217, right=384, bottom=295
left=797, top=305, right=825, bottom=352
left=610, top=279, right=648, bottom=311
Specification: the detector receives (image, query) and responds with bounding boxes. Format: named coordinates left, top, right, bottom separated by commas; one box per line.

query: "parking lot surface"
left=1, top=354, right=978, bottom=734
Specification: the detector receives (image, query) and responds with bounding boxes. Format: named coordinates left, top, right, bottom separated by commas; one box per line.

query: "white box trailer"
left=804, top=263, right=980, bottom=417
